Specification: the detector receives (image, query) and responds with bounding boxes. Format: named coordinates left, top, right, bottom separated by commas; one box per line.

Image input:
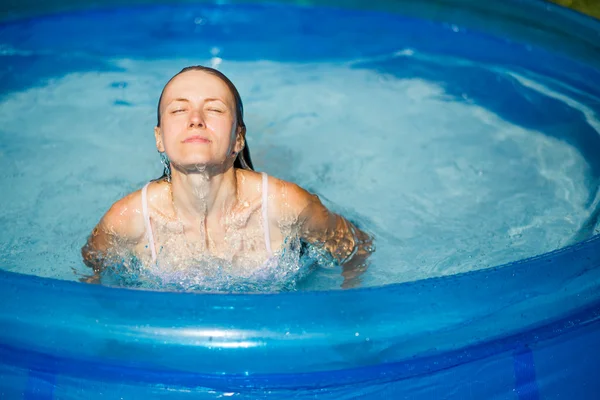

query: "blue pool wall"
left=1, top=236, right=600, bottom=398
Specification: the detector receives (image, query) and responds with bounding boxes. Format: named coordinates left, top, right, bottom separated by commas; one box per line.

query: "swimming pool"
left=1, top=0, right=600, bottom=398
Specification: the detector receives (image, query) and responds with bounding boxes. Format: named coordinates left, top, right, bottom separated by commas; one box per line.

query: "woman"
left=82, top=66, right=373, bottom=288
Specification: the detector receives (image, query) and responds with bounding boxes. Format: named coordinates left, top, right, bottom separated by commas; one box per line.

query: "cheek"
left=209, top=118, right=236, bottom=137
left=159, top=128, right=179, bottom=153
left=161, top=120, right=182, bottom=139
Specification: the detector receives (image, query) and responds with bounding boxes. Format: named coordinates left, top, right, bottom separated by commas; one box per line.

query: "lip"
left=182, top=135, right=211, bottom=144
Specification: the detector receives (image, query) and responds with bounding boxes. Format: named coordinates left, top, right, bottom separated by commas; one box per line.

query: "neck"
left=169, top=166, right=238, bottom=220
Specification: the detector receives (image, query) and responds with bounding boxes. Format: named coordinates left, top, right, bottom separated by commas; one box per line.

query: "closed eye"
left=171, top=109, right=186, bottom=114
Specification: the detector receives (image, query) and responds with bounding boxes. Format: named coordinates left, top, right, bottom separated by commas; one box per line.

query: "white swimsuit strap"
left=141, top=182, right=157, bottom=263
left=261, top=172, right=273, bottom=256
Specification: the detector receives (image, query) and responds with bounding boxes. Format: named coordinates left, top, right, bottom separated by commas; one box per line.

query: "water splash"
left=82, top=237, right=339, bottom=293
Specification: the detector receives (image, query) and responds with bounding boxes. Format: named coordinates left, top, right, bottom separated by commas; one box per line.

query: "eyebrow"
left=168, top=97, right=226, bottom=104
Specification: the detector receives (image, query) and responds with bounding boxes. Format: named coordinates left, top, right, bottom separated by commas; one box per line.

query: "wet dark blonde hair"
left=156, top=65, right=254, bottom=177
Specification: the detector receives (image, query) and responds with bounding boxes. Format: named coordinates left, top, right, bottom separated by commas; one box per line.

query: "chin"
left=176, top=156, right=230, bottom=172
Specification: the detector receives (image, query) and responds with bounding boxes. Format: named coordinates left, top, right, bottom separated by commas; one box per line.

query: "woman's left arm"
left=280, top=181, right=374, bottom=287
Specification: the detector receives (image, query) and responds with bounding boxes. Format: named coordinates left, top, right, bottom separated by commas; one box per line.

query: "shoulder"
left=100, top=182, right=160, bottom=242
left=244, top=170, right=322, bottom=221
left=82, top=183, right=153, bottom=267
left=274, top=176, right=319, bottom=212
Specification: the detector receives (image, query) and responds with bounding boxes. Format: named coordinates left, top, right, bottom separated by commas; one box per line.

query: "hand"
left=78, top=272, right=101, bottom=284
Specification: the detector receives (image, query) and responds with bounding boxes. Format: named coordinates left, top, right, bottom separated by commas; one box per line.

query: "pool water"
left=0, top=3, right=599, bottom=291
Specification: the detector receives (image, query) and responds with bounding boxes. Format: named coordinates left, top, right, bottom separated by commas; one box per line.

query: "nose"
left=189, top=109, right=205, bottom=129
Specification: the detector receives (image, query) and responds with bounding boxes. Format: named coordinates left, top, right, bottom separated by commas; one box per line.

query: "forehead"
left=161, top=70, right=235, bottom=105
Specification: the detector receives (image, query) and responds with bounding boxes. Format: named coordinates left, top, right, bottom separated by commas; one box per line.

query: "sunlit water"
left=0, top=4, right=599, bottom=291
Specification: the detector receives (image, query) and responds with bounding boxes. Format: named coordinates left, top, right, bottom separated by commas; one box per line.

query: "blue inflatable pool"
left=1, top=0, right=599, bottom=398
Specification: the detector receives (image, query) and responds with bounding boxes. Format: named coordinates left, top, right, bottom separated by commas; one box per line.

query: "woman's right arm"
left=81, top=192, right=146, bottom=273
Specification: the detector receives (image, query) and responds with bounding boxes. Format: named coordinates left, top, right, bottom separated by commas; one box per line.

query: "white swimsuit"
left=140, top=172, right=273, bottom=264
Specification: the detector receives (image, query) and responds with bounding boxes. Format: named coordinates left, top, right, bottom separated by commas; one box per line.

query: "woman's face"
left=155, top=70, right=243, bottom=172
